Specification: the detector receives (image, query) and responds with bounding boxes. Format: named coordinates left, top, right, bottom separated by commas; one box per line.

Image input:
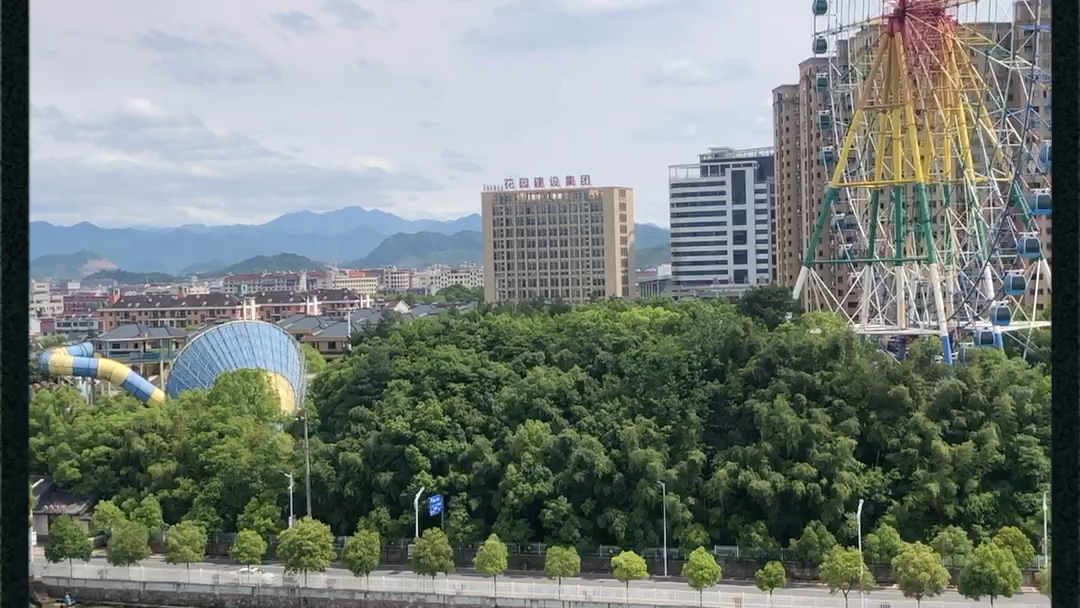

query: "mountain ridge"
left=32, top=206, right=669, bottom=274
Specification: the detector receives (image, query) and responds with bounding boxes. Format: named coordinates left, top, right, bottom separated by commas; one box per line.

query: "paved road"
left=36, top=555, right=1048, bottom=607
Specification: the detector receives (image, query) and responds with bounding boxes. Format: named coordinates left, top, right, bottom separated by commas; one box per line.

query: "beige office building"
left=482, top=184, right=636, bottom=303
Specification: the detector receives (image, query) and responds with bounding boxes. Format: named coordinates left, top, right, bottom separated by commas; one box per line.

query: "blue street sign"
left=428, top=494, right=444, bottom=517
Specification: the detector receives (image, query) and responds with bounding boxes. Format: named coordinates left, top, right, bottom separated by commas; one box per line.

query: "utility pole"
left=284, top=472, right=295, bottom=527
left=1043, top=491, right=1049, bottom=568
left=658, top=480, right=667, bottom=578
left=302, top=413, right=312, bottom=517
left=856, top=499, right=865, bottom=608
left=413, top=487, right=425, bottom=539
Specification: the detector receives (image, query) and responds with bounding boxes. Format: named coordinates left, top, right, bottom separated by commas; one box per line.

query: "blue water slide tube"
left=38, top=343, right=166, bottom=405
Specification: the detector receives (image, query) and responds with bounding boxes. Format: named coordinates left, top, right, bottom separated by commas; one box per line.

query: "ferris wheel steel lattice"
left=793, top=0, right=1052, bottom=363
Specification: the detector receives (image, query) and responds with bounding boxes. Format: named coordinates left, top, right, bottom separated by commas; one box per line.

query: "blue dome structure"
left=165, top=320, right=308, bottom=413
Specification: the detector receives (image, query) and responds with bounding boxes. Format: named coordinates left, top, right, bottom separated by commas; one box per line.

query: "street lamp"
left=295, top=412, right=312, bottom=518
left=1042, top=491, right=1049, bottom=568
left=856, top=499, right=865, bottom=608
left=658, top=480, right=668, bottom=578
left=413, top=487, right=426, bottom=539
left=283, top=472, right=295, bottom=528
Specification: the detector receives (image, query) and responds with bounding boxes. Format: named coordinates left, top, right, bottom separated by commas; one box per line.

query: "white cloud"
left=31, top=0, right=815, bottom=227
left=646, top=58, right=757, bottom=87
left=31, top=99, right=441, bottom=226
left=269, top=11, right=324, bottom=35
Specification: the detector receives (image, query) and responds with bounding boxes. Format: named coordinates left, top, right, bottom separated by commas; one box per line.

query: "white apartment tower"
left=668, top=147, right=776, bottom=295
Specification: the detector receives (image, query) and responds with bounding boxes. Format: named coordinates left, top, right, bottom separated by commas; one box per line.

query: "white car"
left=236, top=566, right=275, bottom=584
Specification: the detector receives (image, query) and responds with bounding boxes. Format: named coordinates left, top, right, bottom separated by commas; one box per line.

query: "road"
left=33, top=554, right=1049, bottom=608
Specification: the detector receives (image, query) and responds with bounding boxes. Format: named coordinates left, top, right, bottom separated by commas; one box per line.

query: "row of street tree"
left=46, top=508, right=1050, bottom=606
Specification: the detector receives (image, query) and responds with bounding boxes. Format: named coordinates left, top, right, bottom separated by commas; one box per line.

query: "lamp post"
left=658, top=480, right=668, bottom=578
left=856, top=499, right=865, bottom=608
left=298, top=412, right=312, bottom=517
left=284, top=472, right=295, bottom=528
left=1042, top=491, right=1049, bottom=568
left=414, top=487, right=426, bottom=540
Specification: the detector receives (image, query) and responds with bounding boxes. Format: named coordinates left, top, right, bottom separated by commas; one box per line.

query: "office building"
left=482, top=182, right=635, bottom=303
left=668, top=147, right=776, bottom=296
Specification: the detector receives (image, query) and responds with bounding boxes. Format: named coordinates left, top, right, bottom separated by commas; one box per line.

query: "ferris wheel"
left=792, top=0, right=1052, bottom=363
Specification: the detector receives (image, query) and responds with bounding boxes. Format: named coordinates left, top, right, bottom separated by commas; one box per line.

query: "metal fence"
left=34, top=562, right=1048, bottom=608
left=203, top=534, right=1047, bottom=570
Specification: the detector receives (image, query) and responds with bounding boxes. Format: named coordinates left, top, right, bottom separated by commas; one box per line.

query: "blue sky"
left=30, top=0, right=813, bottom=228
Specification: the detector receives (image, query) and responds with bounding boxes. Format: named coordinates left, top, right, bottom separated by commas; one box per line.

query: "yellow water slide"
left=38, top=343, right=166, bottom=405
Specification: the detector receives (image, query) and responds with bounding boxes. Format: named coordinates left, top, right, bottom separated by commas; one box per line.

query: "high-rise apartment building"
left=668, top=147, right=776, bottom=296
left=481, top=182, right=636, bottom=303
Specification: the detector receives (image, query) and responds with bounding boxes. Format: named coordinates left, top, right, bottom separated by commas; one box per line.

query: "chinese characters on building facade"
left=482, top=174, right=592, bottom=192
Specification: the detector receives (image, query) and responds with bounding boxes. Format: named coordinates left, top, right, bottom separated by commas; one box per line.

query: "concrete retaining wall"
left=155, top=545, right=1039, bottom=588
left=40, top=577, right=667, bottom=608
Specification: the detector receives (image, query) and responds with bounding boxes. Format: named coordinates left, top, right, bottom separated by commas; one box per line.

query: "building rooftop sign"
left=482, top=174, right=592, bottom=192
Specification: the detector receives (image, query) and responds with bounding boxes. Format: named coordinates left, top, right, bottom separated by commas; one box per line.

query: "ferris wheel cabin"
left=1018, top=234, right=1043, bottom=260
left=1003, top=272, right=1027, bottom=297
left=1029, top=189, right=1052, bottom=216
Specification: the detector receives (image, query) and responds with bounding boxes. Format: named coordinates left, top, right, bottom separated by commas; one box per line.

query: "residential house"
left=31, top=477, right=96, bottom=540
left=93, top=324, right=188, bottom=381
left=97, top=290, right=366, bottom=331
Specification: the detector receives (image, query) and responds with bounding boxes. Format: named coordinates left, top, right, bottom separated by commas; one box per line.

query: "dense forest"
left=29, top=288, right=1051, bottom=557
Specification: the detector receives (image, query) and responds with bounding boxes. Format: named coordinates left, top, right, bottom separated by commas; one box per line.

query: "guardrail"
left=33, top=563, right=1048, bottom=608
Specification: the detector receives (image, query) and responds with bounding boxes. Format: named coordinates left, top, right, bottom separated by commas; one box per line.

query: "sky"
left=30, top=0, right=815, bottom=228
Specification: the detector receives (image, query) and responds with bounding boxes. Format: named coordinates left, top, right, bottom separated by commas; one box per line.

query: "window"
left=732, top=170, right=746, bottom=205
left=733, top=209, right=747, bottom=225
left=733, top=250, right=748, bottom=265
left=734, top=269, right=749, bottom=283
left=733, top=230, right=748, bottom=245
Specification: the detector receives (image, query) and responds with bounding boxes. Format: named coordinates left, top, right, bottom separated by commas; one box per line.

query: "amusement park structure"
left=794, top=0, right=1052, bottom=363
left=38, top=319, right=309, bottom=412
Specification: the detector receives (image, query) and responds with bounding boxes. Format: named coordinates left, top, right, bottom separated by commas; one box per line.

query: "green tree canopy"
left=165, top=520, right=206, bottom=568
left=301, top=344, right=327, bottom=374
left=682, top=547, right=721, bottom=606
left=341, top=527, right=381, bottom=584
left=45, top=515, right=93, bottom=571
left=991, top=526, right=1036, bottom=569
left=864, top=523, right=907, bottom=565
left=31, top=370, right=294, bottom=534
left=929, top=526, right=974, bottom=566
left=412, top=528, right=455, bottom=579
left=544, top=545, right=581, bottom=593
left=819, top=546, right=875, bottom=608
left=611, top=549, right=648, bottom=599
left=789, top=521, right=837, bottom=565
left=755, top=561, right=787, bottom=596
left=129, top=494, right=166, bottom=541
left=736, top=284, right=801, bottom=330
left=90, top=500, right=125, bottom=535
left=31, top=300, right=1053, bottom=554
left=474, top=533, right=509, bottom=597
left=106, top=520, right=150, bottom=567
left=1037, top=564, right=1050, bottom=597
left=236, top=497, right=283, bottom=537
left=276, top=516, right=335, bottom=584
left=958, top=542, right=1023, bottom=605
left=891, top=542, right=950, bottom=606
left=229, top=529, right=268, bottom=567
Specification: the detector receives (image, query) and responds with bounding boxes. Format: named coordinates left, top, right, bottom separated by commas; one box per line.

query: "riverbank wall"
left=39, top=576, right=675, bottom=608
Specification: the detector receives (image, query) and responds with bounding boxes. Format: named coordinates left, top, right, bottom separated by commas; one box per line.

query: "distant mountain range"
left=31, top=207, right=484, bottom=274
left=30, top=249, right=120, bottom=280
left=350, top=231, right=483, bottom=268
left=31, top=206, right=671, bottom=278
